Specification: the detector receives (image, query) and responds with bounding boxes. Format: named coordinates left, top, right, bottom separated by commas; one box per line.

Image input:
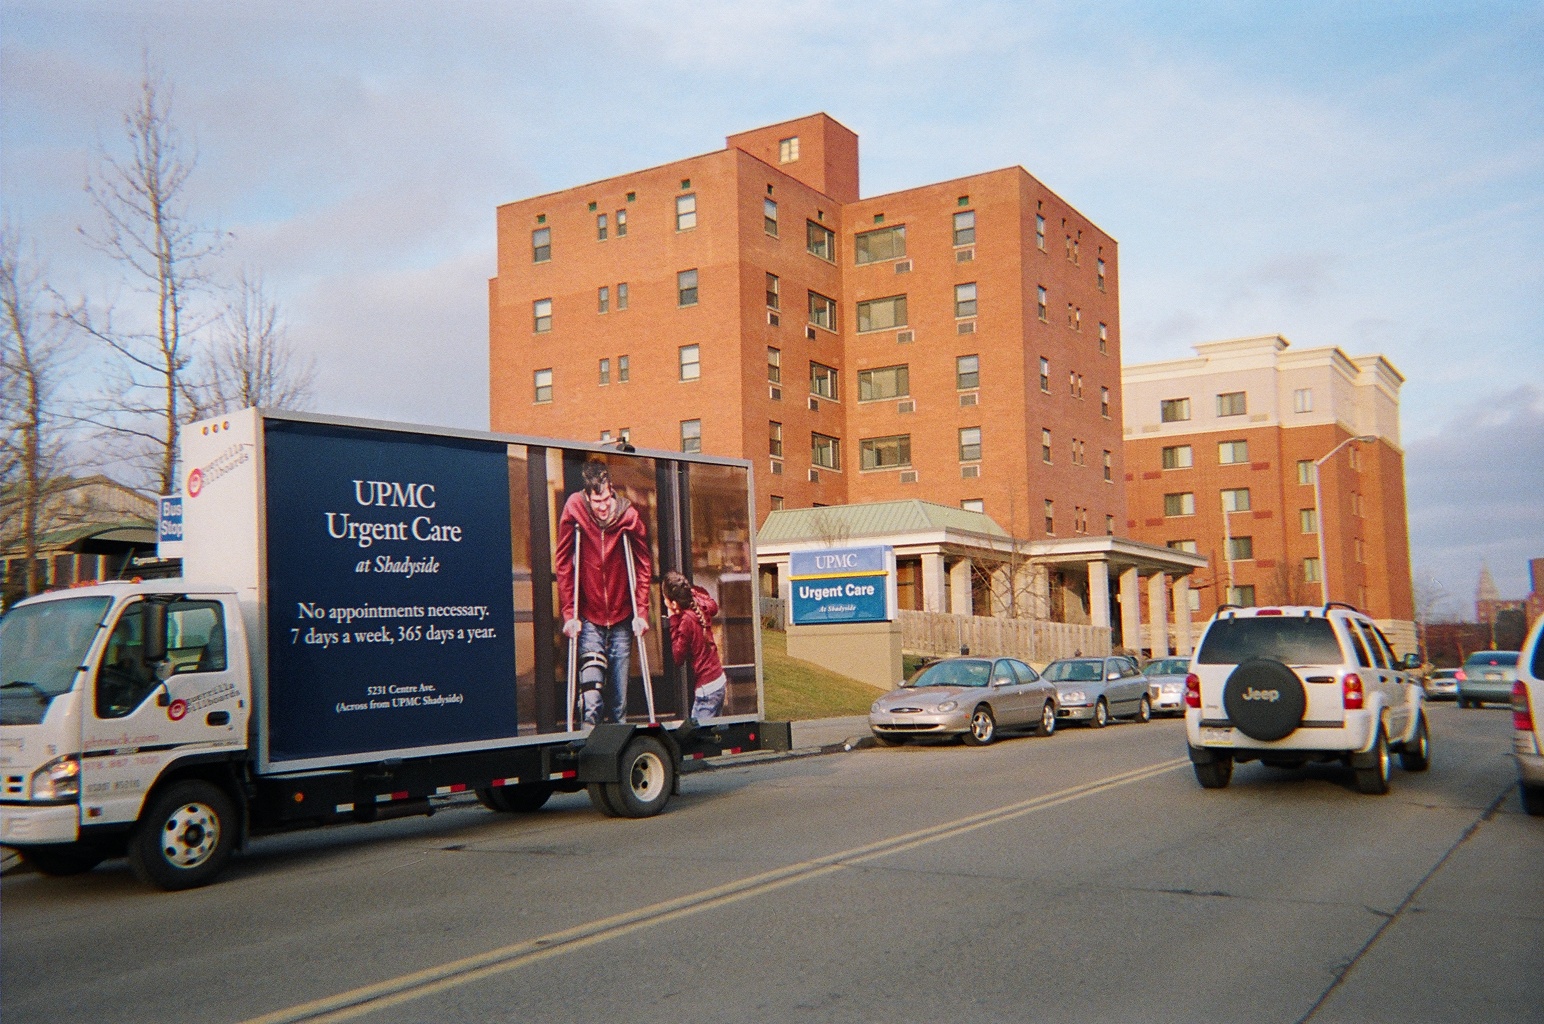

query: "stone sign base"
left=786, top=619, right=903, bottom=691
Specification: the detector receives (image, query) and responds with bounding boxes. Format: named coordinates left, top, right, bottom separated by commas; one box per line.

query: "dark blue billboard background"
left=263, top=420, right=517, bottom=765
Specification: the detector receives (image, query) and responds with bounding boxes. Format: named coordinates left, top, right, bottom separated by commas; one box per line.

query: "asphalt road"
left=3, top=703, right=1539, bottom=1024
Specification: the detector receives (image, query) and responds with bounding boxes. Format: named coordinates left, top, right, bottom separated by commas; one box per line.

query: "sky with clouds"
left=2, top=0, right=1541, bottom=610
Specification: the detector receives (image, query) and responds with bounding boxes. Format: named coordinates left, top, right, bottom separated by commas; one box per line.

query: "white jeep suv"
left=1185, top=604, right=1429, bottom=794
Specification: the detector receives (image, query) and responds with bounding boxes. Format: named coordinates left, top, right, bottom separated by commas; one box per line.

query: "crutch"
left=565, top=531, right=581, bottom=732
left=621, top=533, right=657, bottom=724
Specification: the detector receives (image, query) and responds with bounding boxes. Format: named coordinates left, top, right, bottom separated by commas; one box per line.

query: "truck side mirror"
left=143, top=602, right=168, bottom=664
left=1401, top=653, right=1420, bottom=670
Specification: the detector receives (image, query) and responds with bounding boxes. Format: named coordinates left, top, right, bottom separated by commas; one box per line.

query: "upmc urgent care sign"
left=789, top=546, right=895, bottom=625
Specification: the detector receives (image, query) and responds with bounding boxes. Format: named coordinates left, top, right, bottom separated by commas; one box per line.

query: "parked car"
left=869, top=657, right=1059, bottom=746
left=1457, top=651, right=1520, bottom=708
left=1423, top=668, right=1460, bottom=701
left=1513, top=618, right=1544, bottom=816
left=1143, top=657, right=1192, bottom=716
left=1043, top=656, right=1153, bottom=727
left=1185, top=604, right=1427, bottom=794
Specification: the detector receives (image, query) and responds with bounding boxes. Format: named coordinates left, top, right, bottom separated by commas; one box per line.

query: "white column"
left=1119, top=566, right=1141, bottom=654
left=1147, top=572, right=1170, bottom=657
left=990, top=566, right=1013, bottom=617
left=921, top=552, right=947, bottom=612
left=1173, top=577, right=1194, bottom=656
left=1088, top=559, right=1111, bottom=629
left=949, top=558, right=974, bottom=615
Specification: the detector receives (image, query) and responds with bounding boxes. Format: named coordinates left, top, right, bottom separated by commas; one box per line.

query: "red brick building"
left=488, top=114, right=1124, bottom=543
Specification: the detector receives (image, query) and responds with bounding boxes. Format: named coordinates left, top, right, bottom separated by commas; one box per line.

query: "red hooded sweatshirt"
left=555, top=489, right=651, bottom=628
left=669, top=586, right=724, bottom=686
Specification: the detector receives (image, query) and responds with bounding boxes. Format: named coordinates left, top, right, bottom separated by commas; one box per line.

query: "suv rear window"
left=1463, top=652, right=1519, bottom=667
left=1196, top=617, right=1343, bottom=665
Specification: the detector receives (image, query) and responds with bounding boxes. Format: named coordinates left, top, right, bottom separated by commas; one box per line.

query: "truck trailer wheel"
left=129, top=780, right=236, bottom=890
left=602, top=735, right=675, bottom=818
left=477, top=783, right=554, bottom=813
left=18, top=844, right=104, bottom=877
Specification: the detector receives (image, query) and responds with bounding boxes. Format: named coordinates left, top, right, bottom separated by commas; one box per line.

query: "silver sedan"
left=870, top=657, right=1060, bottom=746
left=1044, top=655, right=1154, bottom=727
left=1142, top=657, right=1192, bottom=716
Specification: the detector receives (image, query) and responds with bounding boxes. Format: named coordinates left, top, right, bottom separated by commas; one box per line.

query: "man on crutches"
left=555, top=460, right=652, bottom=728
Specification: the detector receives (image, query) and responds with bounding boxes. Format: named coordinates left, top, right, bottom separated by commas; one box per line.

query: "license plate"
left=1486, top=672, right=1502, bottom=680
left=1201, top=726, right=1235, bottom=747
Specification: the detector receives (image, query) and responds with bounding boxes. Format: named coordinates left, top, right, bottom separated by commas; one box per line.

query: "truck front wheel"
left=129, top=780, right=236, bottom=890
left=603, top=736, right=675, bottom=818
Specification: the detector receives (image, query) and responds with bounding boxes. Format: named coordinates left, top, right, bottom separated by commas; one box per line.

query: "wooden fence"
left=898, top=610, right=1111, bottom=665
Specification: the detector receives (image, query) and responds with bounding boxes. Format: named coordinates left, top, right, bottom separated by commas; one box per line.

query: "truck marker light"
left=494, top=776, right=520, bottom=787
left=376, top=790, right=410, bottom=803
left=726, top=747, right=742, bottom=755
left=434, top=784, right=469, bottom=795
left=293, top=793, right=304, bottom=803
left=549, top=770, right=578, bottom=781
left=335, top=803, right=355, bottom=814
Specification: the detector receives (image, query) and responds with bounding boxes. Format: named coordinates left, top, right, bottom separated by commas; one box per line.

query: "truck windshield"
left=0, top=596, right=112, bottom=725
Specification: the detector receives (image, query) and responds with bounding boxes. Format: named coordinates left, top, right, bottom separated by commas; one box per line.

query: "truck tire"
left=603, top=735, right=675, bottom=818
left=18, top=844, right=104, bottom=877
left=1223, top=659, right=1306, bottom=741
left=128, top=780, right=236, bottom=890
left=587, top=782, right=621, bottom=817
left=477, top=783, right=554, bottom=813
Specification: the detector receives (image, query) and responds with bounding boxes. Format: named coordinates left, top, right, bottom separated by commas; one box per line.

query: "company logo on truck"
left=186, top=442, right=252, bottom=498
left=324, top=478, right=465, bottom=549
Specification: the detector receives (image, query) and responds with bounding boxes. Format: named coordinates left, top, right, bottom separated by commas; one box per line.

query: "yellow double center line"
left=241, top=757, right=1186, bottom=1024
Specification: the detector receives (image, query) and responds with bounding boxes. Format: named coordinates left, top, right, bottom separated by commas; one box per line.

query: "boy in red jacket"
left=662, top=571, right=727, bottom=721
left=556, top=461, right=651, bottom=725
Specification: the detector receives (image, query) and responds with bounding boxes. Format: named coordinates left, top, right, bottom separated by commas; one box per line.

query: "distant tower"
left=1476, top=564, right=1501, bottom=624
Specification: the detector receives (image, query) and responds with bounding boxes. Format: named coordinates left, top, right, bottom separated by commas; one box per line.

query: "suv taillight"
left=1343, top=673, right=1364, bottom=710
left=1515, top=681, right=1534, bottom=732
left=1184, top=673, right=1201, bottom=709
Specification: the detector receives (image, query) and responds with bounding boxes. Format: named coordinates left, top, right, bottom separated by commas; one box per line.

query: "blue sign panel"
left=789, top=545, right=893, bottom=625
left=263, top=420, right=518, bottom=765
left=157, top=495, right=184, bottom=551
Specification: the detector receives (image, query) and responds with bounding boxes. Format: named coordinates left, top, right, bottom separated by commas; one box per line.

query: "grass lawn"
left=761, top=628, right=885, bottom=721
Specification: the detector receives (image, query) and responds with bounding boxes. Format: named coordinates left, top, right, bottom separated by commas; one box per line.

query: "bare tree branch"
left=195, top=270, right=315, bottom=416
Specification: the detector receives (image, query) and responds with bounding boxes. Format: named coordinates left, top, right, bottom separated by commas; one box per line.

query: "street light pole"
left=1313, top=434, right=1378, bottom=606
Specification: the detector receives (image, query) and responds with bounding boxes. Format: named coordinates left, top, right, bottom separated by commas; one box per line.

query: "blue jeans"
left=579, top=621, right=633, bottom=725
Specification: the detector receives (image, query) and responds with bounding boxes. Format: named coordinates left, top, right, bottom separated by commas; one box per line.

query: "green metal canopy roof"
left=758, top=500, right=1009, bottom=546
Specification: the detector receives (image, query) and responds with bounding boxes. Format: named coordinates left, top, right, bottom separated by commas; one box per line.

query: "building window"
left=779, top=136, right=799, bottom=163
left=1160, top=397, right=1191, bottom=422
left=855, top=225, right=906, bottom=264
left=619, top=427, right=630, bottom=443
left=956, top=354, right=979, bottom=390
left=679, top=344, right=700, bottom=381
left=1041, top=428, right=1053, bottom=463
left=1227, top=585, right=1255, bottom=607
left=676, top=193, right=697, bottom=231
left=808, top=291, right=836, bottom=330
left=1168, top=539, right=1198, bottom=553
left=1226, top=536, right=1254, bottom=561
left=600, top=430, right=612, bottom=443
left=617, top=282, right=629, bottom=310
left=959, top=427, right=982, bottom=462
left=1221, top=487, right=1251, bottom=513
left=1162, top=445, right=1193, bottom=469
left=764, top=198, right=778, bottom=236
left=1218, top=440, right=1249, bottom=465
left=533, top=298, right=552, bottom=333
left=1039, top=357, right=1050, bottom=393
left=1044, top=499, right=1055, bottom=534
left=1069, top=371, right=1083, bottom=398
left=758, top=275, right=777, bottom=315
left=1294, top=388, right=1313, bottom=413
left=857, top=365, right=909, bottom=401
left=680, top=419, right=701, bottom=453
left=1071, top=438, right=1085, bottom=465
left=962, top=499, right=985, bottom=514
left=770, top=494, right=784, bottom=511
left=1301, top=508, right=1318, bottom=534
left=599, top=358, right=610, bottom=385
left=1217, top=391, right=1247, bottom=417
left=809, top=361, right=838, bottom=400
left=1098, top=322, right=1108, bottom=355
left=1297, top=459, right=1313, bottom=485
left=767, top=347, right=781, bottom=384
left=618, top=355, right=629, bottom=382
left=811, top=432, right=840, bottom=470
left=953, top=210, right=976, bottom=246
left=596, top=213, right=608, bottom=240
left=1103, top=450, right=1113, bottom=482
left=1106, top=514, right=1115, bottom=536
left=677, top=269, right=699, bottom=306
left=532, top=227, right=551, bottom=263
left=806, top=221, right=835, bottom=262
left=769, top=421, right=783, bottom=458
left=598, top=286, right=610, bottom=314
left=856, top=294, right=909, bottom=332
left=954, top=282, right=978, bottom=318
left=1097, top=256, right=1106, bottom=291
left=616, top=209, right=627, bottom=237
left=1035, top=213, right=1046, bottom=250
left=1303, top=557, right=1321, bottom=583
left=1037, top=285, right=1048, bottom=321
left=1164, top=492, right=1196, bottom=517
left=1100, top=387, right=1111, bottom=418
left=860, top=434, right=912, bottom=470
left=533, top=368, right=553, bottom=404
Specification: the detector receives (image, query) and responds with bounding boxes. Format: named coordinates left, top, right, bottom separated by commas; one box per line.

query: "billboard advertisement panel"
left=789, top=546, right=895, bottom=625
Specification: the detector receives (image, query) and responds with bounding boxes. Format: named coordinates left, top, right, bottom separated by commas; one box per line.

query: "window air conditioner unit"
left=896, top=330, right=914, bottom=344
left=808, top=469, right=820, bottom=483
left=961, top=465, right=980, bottom=479
left=897, top=399, right=915, bottom=414
left=899, top=470, right=918, bottom=484
left=769, top=385, right=782, bottom=401
left=956, top=248, right=974, bottom=262
left=805, top=326, right=817, bottom=340
left=895, top=260, right=913, bottom=274
left=957, top=321, right=976, bottom=335
left=767, top=311, right=780, bottom=326
left=959, top=392, right=978, bottom=407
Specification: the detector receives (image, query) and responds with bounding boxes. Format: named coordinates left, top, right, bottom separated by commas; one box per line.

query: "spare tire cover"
left=1224, top=658, right=1306, bottom=741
